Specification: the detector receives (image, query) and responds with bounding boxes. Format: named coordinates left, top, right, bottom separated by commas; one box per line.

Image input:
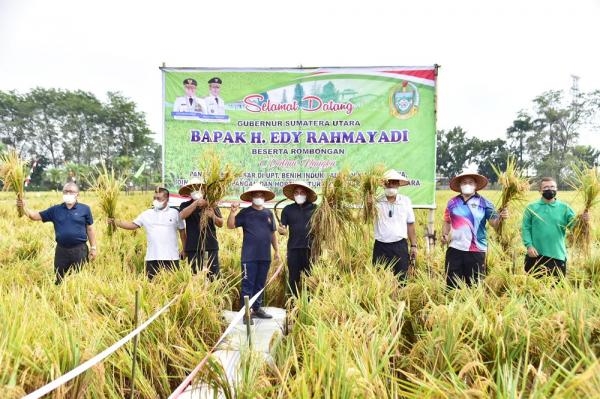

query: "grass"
left=1, top=188, right=600, bottom=397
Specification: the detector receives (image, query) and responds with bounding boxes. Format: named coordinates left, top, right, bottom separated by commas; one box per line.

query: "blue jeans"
left=240, top=260, right=271, bottom=310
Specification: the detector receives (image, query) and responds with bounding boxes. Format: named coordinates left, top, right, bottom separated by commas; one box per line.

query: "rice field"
left=2, top=189, right=600, bottom=398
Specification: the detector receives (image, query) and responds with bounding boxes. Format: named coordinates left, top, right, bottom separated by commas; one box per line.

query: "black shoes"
left=251, top=308, right=273, bottom=319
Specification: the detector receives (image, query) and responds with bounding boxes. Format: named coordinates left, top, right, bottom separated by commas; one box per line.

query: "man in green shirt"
left=521, top=177, right=587, bottom=277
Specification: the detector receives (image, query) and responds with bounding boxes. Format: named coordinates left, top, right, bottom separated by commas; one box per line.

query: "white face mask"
left=294, top=194, right=307, bottom=204
left=461, top=184, right=476, bottom=195
left=191, top=191, right=203, bottom=200
left=152, top=199, right=166, bottom=211
left=63, top=194, right=76, bottom=205
left=384, top=188, right=398, bottom=197
left=252, top=197, right=265, bottom=207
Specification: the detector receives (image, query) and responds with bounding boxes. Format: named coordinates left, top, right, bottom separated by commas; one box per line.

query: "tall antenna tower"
left=570, top=74, right=580, bottom=111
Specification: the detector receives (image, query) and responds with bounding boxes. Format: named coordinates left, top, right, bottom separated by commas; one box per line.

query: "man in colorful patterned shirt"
left=441, top=171, right=508, bottom=288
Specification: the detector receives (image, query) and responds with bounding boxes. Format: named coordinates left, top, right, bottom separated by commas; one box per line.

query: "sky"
left=1, top=0, right=599, bottom=146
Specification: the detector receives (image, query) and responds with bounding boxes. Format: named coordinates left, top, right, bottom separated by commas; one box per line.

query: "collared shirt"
left=204, top=95, right=225, bottom=115
left=374, top=194, right=415, bottom=243
left=444, top=193, right=498, bottom=252
left=134, top=207, right=185, bottom=261
left=235, top=206, right=276, bottom=262
left=40, top=202, right=93, bottom=248
left=281, top=202, right=316, bottom=249
left=179, top=200, right=221, bottom=251
left=522, top=198, right=575, bottom=261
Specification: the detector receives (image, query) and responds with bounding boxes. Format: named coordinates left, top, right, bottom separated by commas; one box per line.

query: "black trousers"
left=524, top=255, right=566, bottom=277
left=186, top=250, right=220, bottom=278
left=145, top=260, right=179, bottom=280
left=287, top=248, right=311, bottom=297
left=372, top=239, right=409, bottom=280
left=54, top=243, right=88, bottom=285
left=445, top=247, right=486, bottom=288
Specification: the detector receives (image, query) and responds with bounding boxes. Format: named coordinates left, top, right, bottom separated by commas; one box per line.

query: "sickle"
left=274, top=197, right=288, bottom=224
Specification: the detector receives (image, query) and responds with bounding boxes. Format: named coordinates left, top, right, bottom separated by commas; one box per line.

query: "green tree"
left=572, top=145, right=600, bottom=168
left=26, top=88, right=64, bottom=167
left=0, top=91, right=33, bottom=153
left=321, top=82, right=338, bottom=102
left=293, top=84, right=305, bottom=104
left=59, top=90, right=103, bottom=165
left=506, top=111, right=534, bottom=168
left=436, top=127, right=476, bottom=179
left=506, top=88, right=597, bottom=184
left=0, top=88, right=158, bottom=188
left=471, top=138, right=509, bottom=184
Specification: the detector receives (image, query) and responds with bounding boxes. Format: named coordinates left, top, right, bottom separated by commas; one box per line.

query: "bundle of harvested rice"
left=0, top=149, right=28, bottom=217
left=360, top=164, right=386, bottom=224
left=492, top=157, right=529, bottom=252
left=89, top=163, right=127, bottom=236
left=198, top=149, right=242, bottom=228
left=310, top=168, right=361, bottom=261
left=568, top=163, right=600, bottom=256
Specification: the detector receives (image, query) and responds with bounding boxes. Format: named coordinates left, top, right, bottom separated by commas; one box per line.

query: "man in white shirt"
left=109, top=187, right=186, bottom=280
left=204, top=77, right=226, bottom=115
left=173, top=78, right=205, bottom=113
left=372, top=169, right=417, bottom=281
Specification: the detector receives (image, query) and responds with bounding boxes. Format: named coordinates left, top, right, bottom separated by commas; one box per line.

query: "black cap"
left=208, top=77, right=222, bottom=85
left=183, top=78, right=197, bottom=86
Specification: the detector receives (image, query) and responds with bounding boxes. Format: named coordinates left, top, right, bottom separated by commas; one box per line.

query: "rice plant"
left=568, top=162, right=600, bottom=257
left=360, top=164, right=386, bottom=224
left=0, top=149, right=28, bottom=217
left=88, top=163, right=127, bottom=236
left=2, top=189, right=600, bottom=397
left=309, top=168, right=361, bottom=261
left=492, top=156, right=530, bottom=254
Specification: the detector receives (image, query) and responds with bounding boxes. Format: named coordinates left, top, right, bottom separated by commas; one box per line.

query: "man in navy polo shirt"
left=227, top=183, right=280, bottom=321
left=277, top=181, right=317, bottom=297
left=19, top=182, right=97, bottom=284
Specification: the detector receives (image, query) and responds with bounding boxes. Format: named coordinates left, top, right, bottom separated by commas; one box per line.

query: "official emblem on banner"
left=390, top=81, right=419, bottom=119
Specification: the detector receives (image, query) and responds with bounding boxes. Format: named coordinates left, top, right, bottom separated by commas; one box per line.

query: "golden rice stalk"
left=195, top=149, right=242, bottom=266
left=491, top=156, right=529, bottom=252
left=360, top=164, right=386, bottom=224
left=89, top=163, right=127, bottom=236
left=310, top=168, right=362, bottom=261
left=198, top=149, right=243, bottom=210
left=0, top=149, right=28, bottom=217
left=567, top=162, right=600, bottom=256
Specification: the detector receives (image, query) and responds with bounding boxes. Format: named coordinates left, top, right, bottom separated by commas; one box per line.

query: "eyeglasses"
left=63, top=190, right=78, bottom=194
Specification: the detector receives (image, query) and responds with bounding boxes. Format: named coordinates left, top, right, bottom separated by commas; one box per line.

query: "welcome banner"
left=161, top=66, right=437, bottom=207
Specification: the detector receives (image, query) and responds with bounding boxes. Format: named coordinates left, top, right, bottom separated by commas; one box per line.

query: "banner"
left=161, top=66, right=437, bottom=207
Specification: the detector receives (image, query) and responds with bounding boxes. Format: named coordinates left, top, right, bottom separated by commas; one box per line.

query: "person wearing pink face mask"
left=441, top=171, right=508, bottom=288
left=227, top=183, right=280, bottom=322
left=18, top=182, right=97, bottom=285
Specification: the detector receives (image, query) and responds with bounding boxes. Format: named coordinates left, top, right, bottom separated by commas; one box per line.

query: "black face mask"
left=542, top=189, right=557, bottom=200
